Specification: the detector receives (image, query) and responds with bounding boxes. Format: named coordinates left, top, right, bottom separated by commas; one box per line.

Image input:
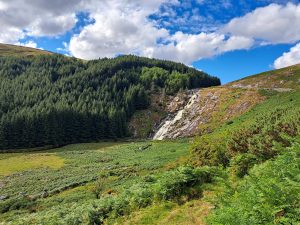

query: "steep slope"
left=228, top=63, right=300, bottom=91
left=0, top=43, right=52, bottom=57
left=153, top=63, right=300, bottom=140
left=0, top=51, right=220, bottom=150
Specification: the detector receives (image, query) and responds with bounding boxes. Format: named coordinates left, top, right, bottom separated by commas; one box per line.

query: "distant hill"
left=0, top=43, right=52, bottom=57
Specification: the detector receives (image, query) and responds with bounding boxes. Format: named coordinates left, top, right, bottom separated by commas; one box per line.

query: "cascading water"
left=153, top=91, right=199, bottom=140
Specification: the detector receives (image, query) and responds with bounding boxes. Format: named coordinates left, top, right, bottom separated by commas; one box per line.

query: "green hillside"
left=0, top=43, right=52, bottom=57
left=228, top=63, right=300, bottom=90
left=0, top=53, right=220, bottom=151
left=189, top=67, right=300, bottom=224
left=0, top=45, right=299, bottom=225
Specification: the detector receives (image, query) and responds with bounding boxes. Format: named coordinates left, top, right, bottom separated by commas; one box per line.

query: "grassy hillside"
left=228, top=63, right=300, bottom=90
left=189, top=73, right=300, bottom=224
left=0, top=43, right=52, bottom=57
left=197, top=63, right=300, bottom=136
left=0, top=45, right=299, bottom=224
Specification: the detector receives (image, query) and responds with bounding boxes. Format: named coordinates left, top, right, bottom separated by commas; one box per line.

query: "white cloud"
left=3, top=0, right=300, bottom=66
left=143, top=32, right=253, bottom=64
left=0, top=0, right=82, bottom=42
left=0, top=27, right=24, bottom=44
left=274, top=43, right=300, bottom=69
left=16, top=40, right=38, bottom=48
left=69, top=0, right=253, bottom=63
left=69, top=0, right=171, bottom=59
left=223, top=3, right=300, bottom=44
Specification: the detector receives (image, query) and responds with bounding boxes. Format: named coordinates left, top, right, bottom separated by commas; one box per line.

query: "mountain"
left=0, top=46, right=220, bottom=150
left=0, top=43, right=52, bottom=57
left=150, top=63, right=300, bottom=140
left=0, top=45, right=299, bottom=225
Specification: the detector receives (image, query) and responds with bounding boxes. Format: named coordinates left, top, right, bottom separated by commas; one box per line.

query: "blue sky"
left=1, top=0, right=300, bottom=83
left=193, top=44, right=293, bottom=83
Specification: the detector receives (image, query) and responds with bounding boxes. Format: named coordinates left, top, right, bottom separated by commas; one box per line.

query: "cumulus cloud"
left=223, top=3, right=300, bottom=44
left=274, top=43, right=300, bottom=69
left=69, top=0, right=170, bottom=59
left=143, top=32, right=253, bottom=64
left=69, top=0, right=253, bottom=63
left=0, top=0, right=82, bottom=42
left=2, top=0, right=300, bottom=66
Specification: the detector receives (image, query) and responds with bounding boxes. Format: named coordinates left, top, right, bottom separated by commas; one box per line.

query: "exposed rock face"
left=153, top=90, right=199, bottom=140
left=153, top=87, right=265, bottom=140
left=152, top=64, right=300, bottom=140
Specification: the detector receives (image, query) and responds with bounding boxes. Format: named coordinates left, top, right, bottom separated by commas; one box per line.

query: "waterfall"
left=153, top=91, right=199, bottom=140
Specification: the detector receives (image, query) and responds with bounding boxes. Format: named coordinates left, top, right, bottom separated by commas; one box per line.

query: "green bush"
left=207, top=144, right=300, bottom=225
left=230, top=153, right=258, bottom=177
left=191, top=131, right=230, bottom=167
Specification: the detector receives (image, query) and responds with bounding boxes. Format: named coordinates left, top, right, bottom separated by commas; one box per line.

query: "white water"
left=153, top=91, right=199, bottom=140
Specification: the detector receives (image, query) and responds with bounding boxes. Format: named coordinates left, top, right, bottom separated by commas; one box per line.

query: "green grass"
left=0, top=153, right=64, bottom=176
left=114, top=196, right=214, bottom=225
left=192, top=91, right=300, bottom=167
left=0, top=140, right=191, bottom=224
left=207, top=143, right=300, bottom=225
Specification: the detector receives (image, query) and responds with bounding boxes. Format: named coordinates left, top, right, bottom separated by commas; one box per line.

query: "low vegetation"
left=228, top=63, right=300, bottom=90
left=208, top=144, right=300, bottom=225
left=192, top=91, right=300, bottom=171
left=191, top=89, right=300, bottom=224
left=0, top=153, right=64, bottom=176
left=0, top=45, right=299, bottom=224
left=197, top=87, right=265, bottom=135
left=0, top=140, right=196, bottom=224
left=0, top=44, right=52, bottom=57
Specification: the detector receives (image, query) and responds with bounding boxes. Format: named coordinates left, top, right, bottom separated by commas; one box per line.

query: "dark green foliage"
left=207, top=144, right=300, bottom=225
left=0, top=55, right=220, bottom=150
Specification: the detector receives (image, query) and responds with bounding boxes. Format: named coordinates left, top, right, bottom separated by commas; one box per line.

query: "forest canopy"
left=0, top=54, right=220, bottom=150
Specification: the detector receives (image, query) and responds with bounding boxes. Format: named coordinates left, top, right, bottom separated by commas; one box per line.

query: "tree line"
left=0, top=54, right=220, bottom=150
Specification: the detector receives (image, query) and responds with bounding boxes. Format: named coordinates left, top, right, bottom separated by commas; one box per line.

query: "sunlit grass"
left=0, top=153, right=64, bottom=176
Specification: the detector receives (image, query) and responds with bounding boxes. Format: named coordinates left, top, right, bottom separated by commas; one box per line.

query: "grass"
left=0, top=43, right=52, bottom=57
left=0, top=139, right=190, bottom=224
left=228, top=63, right=300, bottom=90
left=0, top=153, right=64, bottom=176
left=198, top=87, right=265, bottom=134
left=207, top=143, right=300, bottom=225
left=192, top=90, right=300, bottom=167
left=115, top=191, right=214, bottom=225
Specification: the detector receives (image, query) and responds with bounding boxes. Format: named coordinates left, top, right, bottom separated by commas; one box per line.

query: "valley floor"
left=0, top=140, right=205, bottom=224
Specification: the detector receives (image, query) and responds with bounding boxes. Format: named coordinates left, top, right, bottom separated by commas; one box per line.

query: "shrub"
left=207, top=145, right=300, bottom=225
left=230, top=153, right=258, bottom=177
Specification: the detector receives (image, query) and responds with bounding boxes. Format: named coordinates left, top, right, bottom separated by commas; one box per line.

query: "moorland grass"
left=0, top=153, right=64, bottom=176
left=0, top=140, right=191, bottom=224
